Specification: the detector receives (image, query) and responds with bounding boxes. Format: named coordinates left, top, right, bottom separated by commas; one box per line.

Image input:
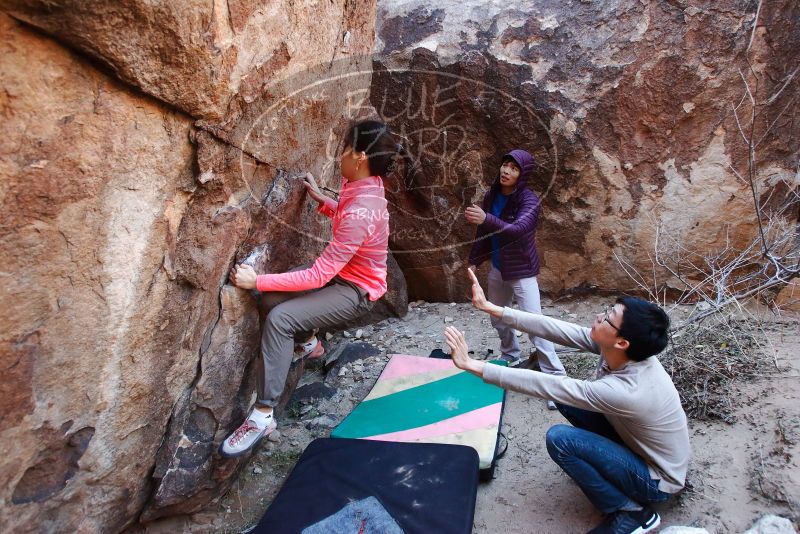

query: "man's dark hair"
left=615, top=296, right=670, bottom=361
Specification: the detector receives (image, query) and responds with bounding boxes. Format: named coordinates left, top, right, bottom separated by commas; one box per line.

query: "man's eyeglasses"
left=603, top=306, right=620, bottom=331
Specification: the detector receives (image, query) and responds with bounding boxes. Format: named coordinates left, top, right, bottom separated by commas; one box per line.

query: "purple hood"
left=468, top=148, right=543, bottom=280
left=490, top=149, right=536, bottom=196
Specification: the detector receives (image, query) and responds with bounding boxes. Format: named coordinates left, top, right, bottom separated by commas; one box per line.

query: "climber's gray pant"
left=256, top=271, right=372, bottom=407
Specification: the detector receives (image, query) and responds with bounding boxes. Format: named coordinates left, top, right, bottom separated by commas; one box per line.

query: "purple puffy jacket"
left=468, top=149, right=542, bottom=281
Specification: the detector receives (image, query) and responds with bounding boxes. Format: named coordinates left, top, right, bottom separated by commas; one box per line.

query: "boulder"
left=341, top=252, right=409, bottom=328
left=743, top=515, right=798, bottom=534
left=373, top=0, right=799, bottom=301
left=0, top=14, right=197, bottom=532
left=140, top=285, right=260, bottom=521
left=0, top=0, right=379, bottom=529
left=774, top=278, right=800, bottom=312
left=2, top=0, right=376, bottom=121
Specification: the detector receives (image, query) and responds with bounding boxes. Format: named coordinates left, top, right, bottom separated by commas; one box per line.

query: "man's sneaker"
left=588, top=507, right=660, bottom=534
left=293, top=336, right=325, bottom=361
left=219, top=410, right=276, bottom=458
left=498, top=353, right=520, bottom=366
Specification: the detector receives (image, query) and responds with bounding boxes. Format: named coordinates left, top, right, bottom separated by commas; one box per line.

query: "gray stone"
left=743, top=515, right=797, bottom=534
left=289, top=382, right=337, bottom=405
left=325, top=342, right=383, bottom=376
left=305, top=415, right=338, bottom=431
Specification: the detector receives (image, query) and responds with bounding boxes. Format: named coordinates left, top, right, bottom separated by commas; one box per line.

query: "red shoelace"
left=229, top=420, right=259, bottom=445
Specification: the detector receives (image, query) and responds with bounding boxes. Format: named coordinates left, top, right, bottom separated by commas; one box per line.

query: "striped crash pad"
left=331, top=354, right=506, bottom=476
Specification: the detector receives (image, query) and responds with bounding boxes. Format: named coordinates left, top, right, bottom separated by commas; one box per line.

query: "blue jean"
left=545, top=403, right=672, bottom=514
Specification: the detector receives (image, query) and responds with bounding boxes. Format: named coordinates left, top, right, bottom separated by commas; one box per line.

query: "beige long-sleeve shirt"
left=481, top=307, right=690, bottom=494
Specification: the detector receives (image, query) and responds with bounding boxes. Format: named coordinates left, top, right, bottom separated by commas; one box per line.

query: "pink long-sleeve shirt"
left=256, top=176, right=389, bottom=301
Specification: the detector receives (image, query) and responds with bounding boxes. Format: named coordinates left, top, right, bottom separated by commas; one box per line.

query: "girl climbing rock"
left=221, top=120, right=400, bottom=457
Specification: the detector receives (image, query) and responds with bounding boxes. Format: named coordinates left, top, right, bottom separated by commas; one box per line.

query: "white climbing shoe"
left=219, top=409, right=276, bottom=458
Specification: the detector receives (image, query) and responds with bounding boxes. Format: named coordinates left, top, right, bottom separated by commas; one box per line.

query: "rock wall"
left=2, top=0, right=797, bottom=531
left=1, top=0, right=372, bottom=121
left=373, top=0, right=799, bottom=301
left=0, top=0, right=381, bottom=530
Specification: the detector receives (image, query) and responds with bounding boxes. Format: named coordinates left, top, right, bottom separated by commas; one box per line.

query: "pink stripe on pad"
left=379, top=354, right=456, bottom=381
left=364, top=402, right=502, bottom=442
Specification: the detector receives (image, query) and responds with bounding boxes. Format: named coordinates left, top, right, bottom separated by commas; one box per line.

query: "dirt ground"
left=140, top=296, right=800, bottom=534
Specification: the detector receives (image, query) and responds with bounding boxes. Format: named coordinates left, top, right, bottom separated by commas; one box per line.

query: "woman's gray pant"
left=256, top=274, right=371, bottom=407
left=487, top=266, right=566, bottom=375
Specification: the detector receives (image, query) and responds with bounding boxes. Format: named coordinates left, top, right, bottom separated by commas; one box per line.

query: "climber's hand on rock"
left=302, top=172, right=325, bottom=203
left=464, top=204, right=486, bottom=225
left=230, top=264, right=257, bottom=290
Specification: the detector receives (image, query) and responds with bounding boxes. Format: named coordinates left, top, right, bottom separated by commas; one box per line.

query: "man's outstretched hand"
left=467, top=267, right=503, bottom=317
left=444, top=326, right=484, bottom=377
left=230, top=264, right=257, bottom=290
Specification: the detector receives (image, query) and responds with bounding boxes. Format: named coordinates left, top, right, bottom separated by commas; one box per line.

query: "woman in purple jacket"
left=466, top=149, right=565, bottom=409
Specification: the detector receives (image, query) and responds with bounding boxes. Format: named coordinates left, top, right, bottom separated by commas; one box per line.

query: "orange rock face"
left=371, top=1, right=798, bottom=301
left=1, top=13, right=196, bottom=531
left=1, top=0, right=797, bottom=531
left=0, top=1, right=381, bottom=530
left=2, top=0, right=376, bottom=121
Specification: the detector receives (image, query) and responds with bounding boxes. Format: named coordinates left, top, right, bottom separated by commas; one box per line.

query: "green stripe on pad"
left=332, top=368, right=504, bottom=439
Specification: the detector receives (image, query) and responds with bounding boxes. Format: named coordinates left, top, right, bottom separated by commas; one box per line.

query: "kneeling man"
left=444, top=269, right=689, bottom=534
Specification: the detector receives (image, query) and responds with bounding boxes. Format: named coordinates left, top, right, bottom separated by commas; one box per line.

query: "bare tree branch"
left=746, top=0, right=764, bottom=53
